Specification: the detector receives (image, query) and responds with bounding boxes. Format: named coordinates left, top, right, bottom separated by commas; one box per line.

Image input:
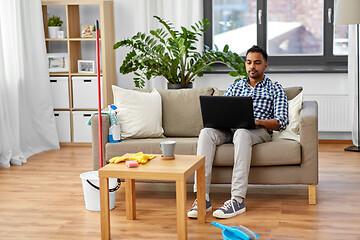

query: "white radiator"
left=303, top=95, right=351, bottom=132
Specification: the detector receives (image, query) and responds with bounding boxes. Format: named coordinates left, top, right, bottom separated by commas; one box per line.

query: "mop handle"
left=96, top=20, right=103, bottom=168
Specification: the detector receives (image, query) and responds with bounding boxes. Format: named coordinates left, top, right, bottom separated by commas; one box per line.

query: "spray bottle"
left=108, top=105, right=121, bottom=143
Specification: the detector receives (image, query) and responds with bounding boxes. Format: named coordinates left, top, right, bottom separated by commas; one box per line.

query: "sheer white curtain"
left=135, top=0, right=203, bottom=89
left=348, top=25, right=359, bottom=146
left=0, top=0, right=59, bottom=168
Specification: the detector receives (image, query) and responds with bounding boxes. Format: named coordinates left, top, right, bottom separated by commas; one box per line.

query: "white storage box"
left=54, top=111, right=71, bottom=142
left=50, top=77, right=69, bottom=108
left=72, top=111, right=96, bottom=142
left=72, top=76, right=103, bottom=109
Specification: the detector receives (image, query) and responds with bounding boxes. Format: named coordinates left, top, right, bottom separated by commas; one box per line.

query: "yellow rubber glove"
left=129, top=153, right=157, bottom=164
left=114, top=156, right=129, bottom=163
left=109, top=156, right=129, bottom=164
left=110, top=153, right=157, bottom=164
left=129, top=152, right=143, bottom=159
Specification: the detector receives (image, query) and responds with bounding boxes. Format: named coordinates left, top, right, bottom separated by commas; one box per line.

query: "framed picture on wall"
left=78, top=60, right=96, bottom=73
left=47, top=53, right=69, bottom=72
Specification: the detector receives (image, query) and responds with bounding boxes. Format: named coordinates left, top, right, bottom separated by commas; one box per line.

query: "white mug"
left=160, top=141, right=176, bottom=158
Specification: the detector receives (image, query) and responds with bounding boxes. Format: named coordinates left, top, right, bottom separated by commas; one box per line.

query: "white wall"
left=195, top=73, right=349, bottom=95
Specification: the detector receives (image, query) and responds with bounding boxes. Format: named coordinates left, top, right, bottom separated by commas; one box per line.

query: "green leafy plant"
left=114, top=16, right=247, bottom=88
left=48, top=15, right=63, bottom=27
left=207, top=45, right=248, bottom=82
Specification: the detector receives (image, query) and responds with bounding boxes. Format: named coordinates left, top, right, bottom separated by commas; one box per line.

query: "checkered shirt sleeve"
left=271, top=82, right=289, bottom=131
left=224, top=77, right=289, bottom=131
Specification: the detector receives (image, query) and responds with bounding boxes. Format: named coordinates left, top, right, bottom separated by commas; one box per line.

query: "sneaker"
left=212, top=198, right=246, bottom=219
left=187, top=199, right=212, bottom=219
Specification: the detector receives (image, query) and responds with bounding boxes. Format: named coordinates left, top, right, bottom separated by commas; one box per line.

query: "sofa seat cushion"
left=106, top=138, right=300, bottom=167
left=213, top=140, right=301, bottom=167
left=105, top=137, right=198, bottom=161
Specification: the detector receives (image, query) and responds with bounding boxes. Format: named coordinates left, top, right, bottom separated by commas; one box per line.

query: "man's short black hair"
left=246, top=45, right=268, bottom=62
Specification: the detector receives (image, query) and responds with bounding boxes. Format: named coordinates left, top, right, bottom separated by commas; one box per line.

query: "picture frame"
left=56, top=31, right=65, bottom=39
left=81, top=25, right=93, bottom=38
left=47, top=53, right=69, bottom=72
left=78, top=60, right=96, bottom=74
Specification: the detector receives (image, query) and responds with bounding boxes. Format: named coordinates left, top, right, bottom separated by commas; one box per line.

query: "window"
left=204, top=0, right=348, bottom=72
left=333, top=0, right=349, bottom=56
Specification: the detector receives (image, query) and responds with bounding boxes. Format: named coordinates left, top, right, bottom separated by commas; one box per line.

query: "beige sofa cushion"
left=105, top=138, right=300, bottom=166
left=157, top=88, right=214, bottom=137
left=112, top=86, right=164, bottom=139
left=284, top=86, right=303, bottom=100
left=213, top=140, right=301, bottom=166
left=105, top=137, right=198, bottom=161
left=273, top=90, right=303, bottom=142
left=213, top=86, right=303, bottom=100
left=213, top=88, right=226, bottom=96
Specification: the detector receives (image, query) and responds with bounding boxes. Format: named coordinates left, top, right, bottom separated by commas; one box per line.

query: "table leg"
left=196, top=164, right=206, bottom=223
left=176, top=180, right=187, bottom=240
left=125, top=178, right=136, bottom=220
left=100, top=177, right=110, bottom=240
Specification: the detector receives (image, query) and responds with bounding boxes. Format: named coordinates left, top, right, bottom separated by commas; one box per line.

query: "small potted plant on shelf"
left=92, top=24, right=100, bottom=38
left=114, top=16, right=247, bottom=89
left=48, top=15, right=63, bottom=39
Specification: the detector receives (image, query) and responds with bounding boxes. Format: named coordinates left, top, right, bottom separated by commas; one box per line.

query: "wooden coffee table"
left=98, top=154, right=206, bottom=240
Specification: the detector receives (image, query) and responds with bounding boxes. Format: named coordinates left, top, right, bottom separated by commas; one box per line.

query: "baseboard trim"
left=60, top=142, right=92, bottom=147
left=319, top=139, right=353, bottom=144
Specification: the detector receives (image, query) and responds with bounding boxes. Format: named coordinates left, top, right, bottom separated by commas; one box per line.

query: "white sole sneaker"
left=212, top=207, right=246, bottom=219
left=187, top=206, right=213, bottom=219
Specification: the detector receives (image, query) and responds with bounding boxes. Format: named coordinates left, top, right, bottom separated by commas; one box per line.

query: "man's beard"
left=248, top=69, right=262, bottom=78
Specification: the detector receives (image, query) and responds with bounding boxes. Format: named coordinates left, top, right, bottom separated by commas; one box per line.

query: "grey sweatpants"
left=194, top=127, right=271, bottom=198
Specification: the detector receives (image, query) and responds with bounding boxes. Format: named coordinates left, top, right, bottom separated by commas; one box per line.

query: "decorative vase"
left=167, top=82, right=193, bottom=89
left=48, top=26, right=60, bottom=39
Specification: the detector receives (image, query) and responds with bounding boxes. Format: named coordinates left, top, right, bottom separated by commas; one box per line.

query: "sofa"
left=91, top=87, right=318, bottom=204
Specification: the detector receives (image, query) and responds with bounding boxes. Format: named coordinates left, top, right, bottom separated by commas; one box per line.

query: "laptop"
left=200, top=95, right=256, bottom=129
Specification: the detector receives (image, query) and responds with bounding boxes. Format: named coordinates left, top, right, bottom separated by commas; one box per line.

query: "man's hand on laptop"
left=255, top=119, right=280, bottom=131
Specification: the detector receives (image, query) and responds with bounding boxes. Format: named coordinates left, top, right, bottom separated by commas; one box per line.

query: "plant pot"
left=48, top=26, right=60, bottom=39
left=167, top=82, right=193, bottom=89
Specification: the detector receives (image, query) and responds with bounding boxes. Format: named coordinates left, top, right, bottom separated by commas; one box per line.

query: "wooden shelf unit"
left=42, top=1, right=116, bottom=144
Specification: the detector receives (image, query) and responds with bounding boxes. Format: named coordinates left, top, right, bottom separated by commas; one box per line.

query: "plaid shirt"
left=224, top=76, right=289, bottom=131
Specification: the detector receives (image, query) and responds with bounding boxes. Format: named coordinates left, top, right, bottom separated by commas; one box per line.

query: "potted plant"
left=48, top=15, right=63, bottom=39
left=92, top=24, right=96, bottom=38
left=114, top=16, right=247, bottom=89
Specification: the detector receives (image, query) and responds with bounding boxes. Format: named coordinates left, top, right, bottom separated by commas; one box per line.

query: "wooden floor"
left=0, top=143, right=360, bottom=240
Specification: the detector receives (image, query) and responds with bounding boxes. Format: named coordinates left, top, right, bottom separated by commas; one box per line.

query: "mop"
left=95, top=20, right=103, bottom=168
left=79, top=20, right=121, bottom=212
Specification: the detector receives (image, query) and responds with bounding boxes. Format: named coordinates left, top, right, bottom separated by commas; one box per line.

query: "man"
left=188, top=45, right=289, bottom=219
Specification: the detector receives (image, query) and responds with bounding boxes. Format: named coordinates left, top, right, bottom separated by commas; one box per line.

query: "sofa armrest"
left=91, top=114, right=110, bottom=170
left=299, top=101, right=319, bottom=184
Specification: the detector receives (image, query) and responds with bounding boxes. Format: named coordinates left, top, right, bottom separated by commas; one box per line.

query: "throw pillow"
left=112, top=85, right=164, bottom=139
left=284, top=86, right=303, bottom=100
left=272, top=90, right=303, bottom=142
left=157, top=87, right=214, bottom=137
left=212, top=88, right=226, bottom=96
